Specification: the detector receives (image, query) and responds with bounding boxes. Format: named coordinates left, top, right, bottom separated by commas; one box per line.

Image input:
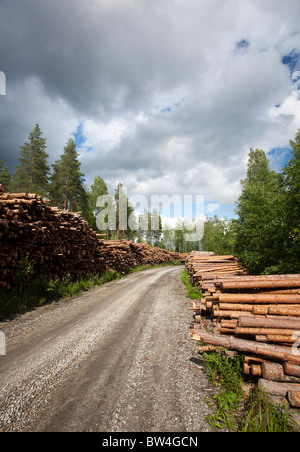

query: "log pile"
left=0, top=193, right=184, bottom=289
left=187, top=253, right=300, bottom=408
left=99, top=240, right=184, bottom=275
left=186, top=252, right=247, bottom=287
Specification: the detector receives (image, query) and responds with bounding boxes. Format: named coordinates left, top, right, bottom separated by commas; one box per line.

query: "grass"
left=0, top=270, right=122, bottom=318
left=203, top=350, right=244, bottom=431
left=202, top=349, right=297, bottom=432
left=0, top=261, right=183, bottom=318
left=181, top=269, right=203, bottom=300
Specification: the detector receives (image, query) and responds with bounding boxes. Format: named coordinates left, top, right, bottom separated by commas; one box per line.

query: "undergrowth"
left=181, top=269, right=203, bottom=300
left=0, top=261, right=183, bottom=318
left=202, top=349, right=297, bottom=432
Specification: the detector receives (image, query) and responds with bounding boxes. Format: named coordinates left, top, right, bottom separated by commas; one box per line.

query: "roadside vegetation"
left=181, top=269, right=203, bottom=300
left=0, top=261, right=182, bottom=318
left=202, top=349, right=297, bottom=432
left=201, top=130, right=299, bottom=275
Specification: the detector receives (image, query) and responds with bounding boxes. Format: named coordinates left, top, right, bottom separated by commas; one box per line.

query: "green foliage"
left=10, top=124, right=50, bottom=196
left=234, top=148, right=284, bottom=274
left=49, top=138, right=87, bottom=212
left=181, top=269, right=203, bottom=300
left=0, top=270, right=122, bottom=317
left=0, top=264, right=183, bottom=317
left=233, top=136, right=300, bottom=275
left=114, top=182, right=136, bottom=240
left=278, top=131, right=300, bottom=274
left=202, top=350, right=296, bottom=432
left=86, top=176, right=109, bottom=231
left=240, top=389, right=297, bottom=432
left=203, top=350, right=244, bottom=430
left=0, top=161, right=11, bottom=188
left=202, top=216, right=237, bottom=255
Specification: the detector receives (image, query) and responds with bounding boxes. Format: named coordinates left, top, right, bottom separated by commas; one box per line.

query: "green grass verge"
left=0, top=261, right=183, bottom=318
left=181, top=269, right=203, bottom=300
left=202, top=350, right=297, bottom=432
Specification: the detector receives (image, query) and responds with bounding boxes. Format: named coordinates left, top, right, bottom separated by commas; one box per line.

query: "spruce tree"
left=0, top=161, right=11, bottom=188
left=11, top=124, right=49, bottom=196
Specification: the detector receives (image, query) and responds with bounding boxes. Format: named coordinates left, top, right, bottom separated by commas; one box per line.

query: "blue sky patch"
left=72, top=122, right=93, bottom=153
left=236, top=39, right=250, bottom=49
left=73, top=122, right=86, bottom=148
left=282, top=49, right=300, bottom=74
left=268, top=147, right=293, bottom=172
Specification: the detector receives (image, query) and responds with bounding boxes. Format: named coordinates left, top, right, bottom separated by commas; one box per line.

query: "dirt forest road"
left=0, top=266, right=214, bottom=432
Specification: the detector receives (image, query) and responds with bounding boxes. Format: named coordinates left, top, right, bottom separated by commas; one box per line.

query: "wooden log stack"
left=0, top=193, right=184, bottom=290
left=187, top=252, right=300, bottom=409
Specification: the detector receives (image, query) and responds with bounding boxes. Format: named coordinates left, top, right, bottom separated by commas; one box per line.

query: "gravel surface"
left=0, top=266, right=215, bottom=432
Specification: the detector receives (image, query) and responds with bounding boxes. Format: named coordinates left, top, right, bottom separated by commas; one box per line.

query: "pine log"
left=244, top=356, right=266, bottom=364
left=268, top=306, right=300, bottom=317
left=219, top=280, right=300, bottom=291
left=252, top=306, right=273, bottom=316
left=213, top=309, right=253, bottom=319
left=192, top=328, right=290, bottom=355
left=287, top=391, right=300, bottom=408
left=260, top=335, right=296, bottom=344
left=258, top=379, right=300, bottom=397
left=191, top=328, right=300, bottom=365
left=236, top=327, right=297, bottom=336
left=284, top=362, right=300, bottom=378
left=219, top=293, right=300, bottom=304
left=243, top=363, right=251, bottom=375
left=256, top=348, right=300, bottom=365
left=198, top=345, right=219, bottom=353
left=262, top=362, right=300, bottom=383
left=238, top=316, right=300, bottom=330
left=219, top=303, right=254, bottom=312
left=251, top=364, right=262, bottom=377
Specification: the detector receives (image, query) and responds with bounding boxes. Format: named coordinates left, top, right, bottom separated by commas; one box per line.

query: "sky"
left=0, top=0, right=300, bottom=223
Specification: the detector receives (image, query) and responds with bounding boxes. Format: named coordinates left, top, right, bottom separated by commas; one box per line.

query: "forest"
left=0, top=124, right=299, bottom=275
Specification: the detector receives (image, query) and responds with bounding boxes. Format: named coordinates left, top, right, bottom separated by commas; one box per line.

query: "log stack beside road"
left=187, top=252, right=300, bottom=409
left=0, top=192, right=184, bottom=290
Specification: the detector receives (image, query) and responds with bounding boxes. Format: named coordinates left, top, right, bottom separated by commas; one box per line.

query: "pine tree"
left=11, top=124, right=49, bottom=196
left=49, top=138, right=86, bottom=212
left=0, top=161, right=11, bottom=188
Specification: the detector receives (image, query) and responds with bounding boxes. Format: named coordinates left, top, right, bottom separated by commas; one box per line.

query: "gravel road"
left=0, top=266, right=214, bottom=432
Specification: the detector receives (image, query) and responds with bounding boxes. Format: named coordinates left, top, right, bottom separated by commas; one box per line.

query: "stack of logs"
left=0, top=192, right=184, bottom=289
left=188, top=253, right=300, bottom=409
